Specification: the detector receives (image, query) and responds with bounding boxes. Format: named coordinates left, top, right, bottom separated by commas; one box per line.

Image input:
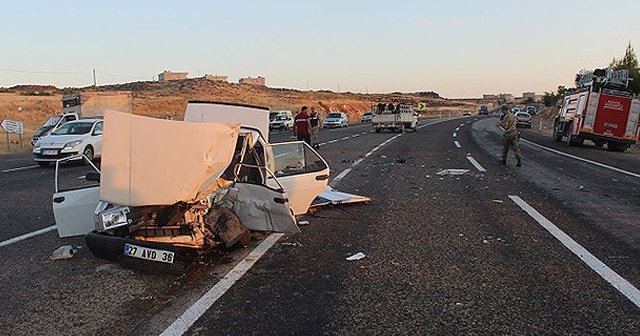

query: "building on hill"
left=158, top=70, right=188, bottom=81
left=522, top=92, right=536, bottom=100
left=483, top=94, right=498, bottom=100
left=203, top=74, right=228, bottom=82
left=239, top=76, right=266, bottom=86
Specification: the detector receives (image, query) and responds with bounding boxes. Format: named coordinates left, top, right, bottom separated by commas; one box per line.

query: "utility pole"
left=93, top=69, right=97, bottom=89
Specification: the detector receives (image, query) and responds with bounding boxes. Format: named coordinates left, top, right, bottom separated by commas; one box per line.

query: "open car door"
left=52, top=156, right=101, bottom=238
left=265, top=141, right=330, bottom=215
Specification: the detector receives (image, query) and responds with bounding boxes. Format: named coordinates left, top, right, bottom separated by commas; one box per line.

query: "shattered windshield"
left=44, top=115, right=62, bottom=127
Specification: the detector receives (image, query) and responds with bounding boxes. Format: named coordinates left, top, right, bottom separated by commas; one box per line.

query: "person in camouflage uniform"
left=499, top=105, right=522, bottom=166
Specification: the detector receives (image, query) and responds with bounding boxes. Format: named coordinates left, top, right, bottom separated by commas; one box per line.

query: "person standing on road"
left=500, top=105, right=522, bottom=167
left=294, top=106, right=312, bottom=146
left=310, top=108, right=321, bottom=149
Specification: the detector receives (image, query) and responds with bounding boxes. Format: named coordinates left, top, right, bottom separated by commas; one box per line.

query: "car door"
left=91, top=121, right=103, bottom=156
left=52, top=157, right=101, bottom=237
left=265, top=141, right=330, bottom=215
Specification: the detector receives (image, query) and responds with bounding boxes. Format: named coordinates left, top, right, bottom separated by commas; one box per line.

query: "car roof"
left=69, top=118, right=102, bottom=123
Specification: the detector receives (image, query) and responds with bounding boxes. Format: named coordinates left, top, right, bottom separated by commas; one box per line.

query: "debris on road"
left=281, top=242, right=303, bottom=247
left=492, top=199, right=504, bottom=204
left=437, top=169, right=469, bottom=176
left=297, top=220, right=310, bottom=226
left=346, top=252, right=366, bottom=261
left=50, top=245, right=75, bottom=260
left=380, top=155, right=387, bottom=159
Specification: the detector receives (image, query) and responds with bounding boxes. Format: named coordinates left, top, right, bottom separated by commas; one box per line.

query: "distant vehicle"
left=553, top=67, right=640, bottom=151
left=372, top=104, right=417, bottom=133
left=463, top=111, right=472, bottom=116
left=479, top=106, right=489, bottom=115
left=31, top=92, right=132, bottom=146
left=33, top=118, right=104, bottom=167
left=269, top=110, right=294, bottom=130
left=360, top=112, right=373, bottom=123
left=525, top=105, right=536, bottom=115
left=514, top=112, right=532, bottom=128
left=31, top=113, right=79, bottom=146
left=324, top=112, right=349, bottom=128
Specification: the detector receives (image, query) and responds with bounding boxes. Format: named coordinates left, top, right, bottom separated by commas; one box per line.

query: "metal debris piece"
left=346, top=252, right=366, bottom=261
left=50, top=245, right=75, bottom=260
left=281, top=242, right=303, bottom=247
left=437, top=169, right=469, bottom=176
left=492, top=199, right=504, bottom=203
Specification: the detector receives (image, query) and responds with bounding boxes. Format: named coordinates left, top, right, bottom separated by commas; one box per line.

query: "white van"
left=269, top=110, right=294, bottom=130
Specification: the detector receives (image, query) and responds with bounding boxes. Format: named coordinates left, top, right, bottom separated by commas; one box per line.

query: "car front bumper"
left=85, top=231, right=193, bottom=265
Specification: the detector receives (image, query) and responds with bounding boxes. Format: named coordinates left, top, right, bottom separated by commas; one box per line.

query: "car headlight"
left=64, top=140, right=83, bottom=149
left=33, top=141, right=41, bottom=150
left=96, top=206, right=130, bottom=231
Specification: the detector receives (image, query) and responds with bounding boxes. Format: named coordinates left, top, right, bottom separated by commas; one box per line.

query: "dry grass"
left=0, top=79, right=485, bottom=154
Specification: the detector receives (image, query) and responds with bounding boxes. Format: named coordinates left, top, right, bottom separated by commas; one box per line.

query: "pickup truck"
left=371, top=103, right=418, bottom=133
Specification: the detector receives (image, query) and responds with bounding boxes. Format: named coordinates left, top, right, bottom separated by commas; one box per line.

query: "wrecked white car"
left=52, top=102, right=366, bottom=265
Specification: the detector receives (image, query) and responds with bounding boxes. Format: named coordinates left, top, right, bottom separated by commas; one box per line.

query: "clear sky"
left=1, top=0, right=639, bottom=98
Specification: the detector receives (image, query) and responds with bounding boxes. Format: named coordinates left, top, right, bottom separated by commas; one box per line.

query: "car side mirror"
left=85, top=172, right=100, bottom=182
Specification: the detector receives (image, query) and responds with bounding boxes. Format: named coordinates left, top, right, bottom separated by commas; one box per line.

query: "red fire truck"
left=553, top=68, right=640, bottom=151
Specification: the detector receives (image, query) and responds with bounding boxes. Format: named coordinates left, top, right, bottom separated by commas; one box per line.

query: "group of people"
left=293, top=106, right=321, bottom=149
left=293, top=104, right=522, bottom=166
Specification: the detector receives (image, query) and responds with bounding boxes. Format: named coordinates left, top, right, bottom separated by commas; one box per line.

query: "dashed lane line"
left=2, top=165, right=39, bottom=173
left=466, top=155, right=487, bottom=172
left=520, top=138, right=640, bottom=179
left=160, top=233, right=285, bottom=336
left=454, top=141, right=461, bottom=148
left=453, top=132, right=457, bottom=138
left=509, top=196, right=640, bottom=308
left=0, top=225, right=56, bottom=248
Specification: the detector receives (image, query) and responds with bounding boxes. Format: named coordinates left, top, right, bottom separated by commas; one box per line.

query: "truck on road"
left=553, top=68, right=640, bottom=151
left=31, top=91, right=132, bottom=146
left=371, top=103, right=418, bottom=133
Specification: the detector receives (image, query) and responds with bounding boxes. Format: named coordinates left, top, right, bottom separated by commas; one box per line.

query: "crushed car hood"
left=100, top=111, right=240, bottom=206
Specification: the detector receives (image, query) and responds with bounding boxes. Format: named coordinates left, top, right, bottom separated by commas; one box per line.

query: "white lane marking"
left=455, top=127, right=460, bottom=131
left=332, top=168, right=352, bottom=183
left=521, top=139, right=640, bottom=179
left=459, top=123, right=465, bottom=127
left=466, top=121, right=471, bottom=124
left=2, top=165, right=39, bottom=173
left=453, top=132, right=457, bottom=138
left=0, top=225, right=56, bottom=248
left=160, top=233, right=285, bottom=336
left=454, top=141, right=461, bottom=148
left=466, top=155, right=487, bottom=172
left=509, top=196, right=640, bottom=308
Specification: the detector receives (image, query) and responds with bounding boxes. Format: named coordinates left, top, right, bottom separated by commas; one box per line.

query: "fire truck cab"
left=553, top=68, right=640, bottom=151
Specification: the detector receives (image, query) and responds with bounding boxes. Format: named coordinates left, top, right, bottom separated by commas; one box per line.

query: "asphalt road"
left=1, top=117, right=639, bottom=335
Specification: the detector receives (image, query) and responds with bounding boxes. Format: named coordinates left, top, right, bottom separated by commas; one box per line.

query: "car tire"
left=83, top=146, right=94, bottom=164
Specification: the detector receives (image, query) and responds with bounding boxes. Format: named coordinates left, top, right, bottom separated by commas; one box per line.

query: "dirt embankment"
left=0, top=79, right=485, bottom=154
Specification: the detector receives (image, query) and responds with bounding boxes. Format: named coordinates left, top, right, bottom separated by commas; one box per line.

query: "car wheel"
left=83, top=146, right=94, bottom=163
left=37, top=161, right=50, bottom=167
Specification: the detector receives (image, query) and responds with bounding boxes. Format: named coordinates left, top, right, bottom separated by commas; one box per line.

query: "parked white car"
left=269, top=110, right=294, bottom=130
left=32, top=118, right=103, bottom=167
left=323, top=112, right=349, bottom=128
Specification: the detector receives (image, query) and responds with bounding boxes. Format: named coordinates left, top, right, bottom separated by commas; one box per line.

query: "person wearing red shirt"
left=294, top=106, right=312, bottom=145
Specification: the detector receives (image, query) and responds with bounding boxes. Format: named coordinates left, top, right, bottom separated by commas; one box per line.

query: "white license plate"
left=124, top=243, right=174, bottom=264
left=42, top=150, right=58, bottom=155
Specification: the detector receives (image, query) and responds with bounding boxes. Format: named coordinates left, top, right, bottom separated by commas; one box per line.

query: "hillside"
left=0, top=79, right=486, bottom=153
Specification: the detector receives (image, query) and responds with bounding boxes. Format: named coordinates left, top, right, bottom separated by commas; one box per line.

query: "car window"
left=327, top=113, right=341, bottom=118
left=268, top=142, right=328, bottom=178
left=92, top=122, right=103, bottom=135
left=51, top=122, right=94, bottom=135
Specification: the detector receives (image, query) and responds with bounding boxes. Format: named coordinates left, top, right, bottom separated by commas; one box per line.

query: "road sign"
left=1, top=119, right=24, bottom=135
left=417, top=102, right=428, bottom=111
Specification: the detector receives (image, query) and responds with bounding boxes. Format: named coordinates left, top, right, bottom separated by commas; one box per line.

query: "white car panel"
left=265, top=141, right=330, bottom=215
left=53, top=186, right=100, bottom=238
